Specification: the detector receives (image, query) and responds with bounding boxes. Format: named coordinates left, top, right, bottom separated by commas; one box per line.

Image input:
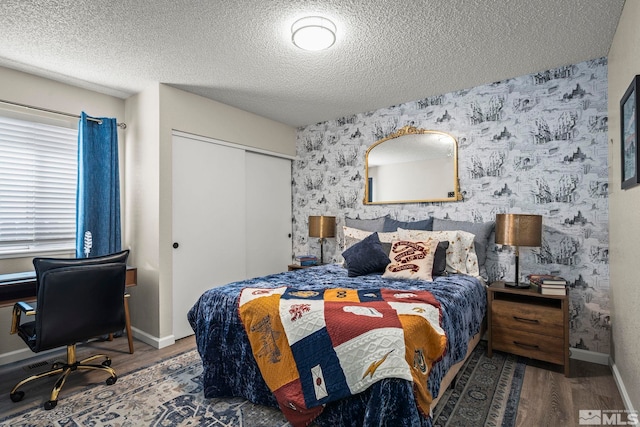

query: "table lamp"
left=495, top=213, right=542, bottom=288
left=308, top=215, right=336, bottom=264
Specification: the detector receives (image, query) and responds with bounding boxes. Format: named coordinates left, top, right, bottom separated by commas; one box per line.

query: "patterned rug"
left=432, top=340, right=526, bottom=427
left=0, top=341, right=525, bottom=427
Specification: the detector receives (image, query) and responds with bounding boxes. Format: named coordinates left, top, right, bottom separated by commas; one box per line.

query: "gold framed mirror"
left=364, top=126, right=462, bottom=204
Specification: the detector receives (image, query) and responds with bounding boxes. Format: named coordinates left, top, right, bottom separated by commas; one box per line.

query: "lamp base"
left=504, top=281, right=531, bottom=289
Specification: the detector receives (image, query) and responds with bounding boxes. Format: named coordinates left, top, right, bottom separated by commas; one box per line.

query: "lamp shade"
left=309, top=216, right=336, bottom=238
left=495, top=214, right=542, bottom=247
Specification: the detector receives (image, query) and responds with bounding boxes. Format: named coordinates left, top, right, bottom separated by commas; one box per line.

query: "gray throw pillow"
left=382, top=217, right=433, bottom=232
left=345, top=215, right=387, bottom=232
left=432, top=241, right=449, bottom=276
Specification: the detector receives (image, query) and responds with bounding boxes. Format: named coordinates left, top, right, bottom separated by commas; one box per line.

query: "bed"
left=188, top=261, right=486, bottom=427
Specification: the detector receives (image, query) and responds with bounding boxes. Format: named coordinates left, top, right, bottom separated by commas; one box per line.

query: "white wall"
left=607, top=0, right=640, bottom=412
left=0, top=70, right=295, bottom=363
left=123, top=83, right=161, bottom=342
left=124, top=83, right=296, bottom=344
left=0, top=66, right=126, bottom=363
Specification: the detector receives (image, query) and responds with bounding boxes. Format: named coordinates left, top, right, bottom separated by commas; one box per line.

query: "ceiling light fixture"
left=291, top=16, right=336, bottom=51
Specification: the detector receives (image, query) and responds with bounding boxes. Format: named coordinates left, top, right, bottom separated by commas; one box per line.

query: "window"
left=0, top=114, right=78, bottom=256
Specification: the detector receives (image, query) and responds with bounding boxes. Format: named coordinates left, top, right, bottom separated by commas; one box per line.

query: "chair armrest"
left=10, top=301, right=36, bottom=335
left=16, top=301, right=35, bottom=313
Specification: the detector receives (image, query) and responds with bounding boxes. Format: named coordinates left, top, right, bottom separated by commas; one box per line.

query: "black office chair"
left=9, top=250, right=129, bottom=410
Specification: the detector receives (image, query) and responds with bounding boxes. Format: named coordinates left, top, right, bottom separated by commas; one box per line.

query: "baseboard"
left=0, top=339, right=107, bottom=368
left=610, top=359, right=637, bottom=414
left=0, top=346, right=60, bottom=367
left=0, top=329, right=176, bottom=367
left=131, top=327, right=175, bottom=349
left=569, top=347, right=609, bottom=365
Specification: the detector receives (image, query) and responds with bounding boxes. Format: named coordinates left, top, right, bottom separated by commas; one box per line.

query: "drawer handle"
left=513, top=341, right=540, bottom=350
left=513, top=316, right=539, bottom=324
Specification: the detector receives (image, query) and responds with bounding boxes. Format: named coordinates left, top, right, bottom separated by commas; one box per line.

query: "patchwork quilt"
left=239, top=286, right=447, bottom=427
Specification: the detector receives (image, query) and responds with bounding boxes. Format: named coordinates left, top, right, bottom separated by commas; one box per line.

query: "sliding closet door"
left=172, top=134, right=246, bottom=340
left=245, top=152, right=292, bottom=278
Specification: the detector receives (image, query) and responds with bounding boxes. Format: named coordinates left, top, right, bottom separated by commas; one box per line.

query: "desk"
left=1, top=267, right=137, bottom=354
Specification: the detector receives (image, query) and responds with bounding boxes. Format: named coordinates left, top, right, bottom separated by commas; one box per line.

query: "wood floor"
left=0, top=336, right=626, bottom=426
left=516, top=358, right=626, bottom=427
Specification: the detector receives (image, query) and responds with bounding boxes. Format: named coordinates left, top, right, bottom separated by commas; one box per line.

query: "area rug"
left=432, top=340, right=526, bottom=427
left=0, top=341, right=525, bottom=427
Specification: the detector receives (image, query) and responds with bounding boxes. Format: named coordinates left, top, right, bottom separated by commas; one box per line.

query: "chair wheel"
left=44, top=400, right=57, bottom=410
left=102, top=359, right=112, bottom=367
left=10, top=391, right=24, bottom=402
left=106, top=375, right=117, bottom=385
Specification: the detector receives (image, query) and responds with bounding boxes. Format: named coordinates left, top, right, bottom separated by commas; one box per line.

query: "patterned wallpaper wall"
left=292, top=58, right=610, bottom=354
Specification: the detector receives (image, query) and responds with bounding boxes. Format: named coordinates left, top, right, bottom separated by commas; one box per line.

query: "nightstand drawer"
left=492, top=326, right=565, bottom=365
left=288, top=264, right=317, bottom=271
left=491, top=299, right=563, bottom=338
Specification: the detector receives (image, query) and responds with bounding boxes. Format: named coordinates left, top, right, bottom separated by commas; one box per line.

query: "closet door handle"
left=173, top=242, right=179, bottom=249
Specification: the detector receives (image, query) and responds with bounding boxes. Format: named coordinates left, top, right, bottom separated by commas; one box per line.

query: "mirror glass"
left=364, top=126, right=461, bottom=204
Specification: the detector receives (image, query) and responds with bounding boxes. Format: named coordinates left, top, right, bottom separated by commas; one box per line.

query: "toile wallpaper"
left=291, top=58, right=610, bottom=354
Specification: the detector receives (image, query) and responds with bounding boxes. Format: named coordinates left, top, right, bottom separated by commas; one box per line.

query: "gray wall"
left=292, top=58, right=610, bottom=354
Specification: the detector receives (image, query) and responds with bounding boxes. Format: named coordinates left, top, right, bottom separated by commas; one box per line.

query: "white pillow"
left=397, top=228, right=480, bottom=277
left=382, top=238, right=438, bottom=281
left=342, top=226, right=399, bottom=251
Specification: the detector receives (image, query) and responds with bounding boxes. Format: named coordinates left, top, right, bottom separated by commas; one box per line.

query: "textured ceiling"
left=0, top=0, right=625, bottom=128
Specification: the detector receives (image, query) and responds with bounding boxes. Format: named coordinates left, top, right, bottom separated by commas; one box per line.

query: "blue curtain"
left=75, top=112, right=121, bottom=258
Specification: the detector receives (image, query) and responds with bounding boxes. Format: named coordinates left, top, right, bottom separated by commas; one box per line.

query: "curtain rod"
left=0, top=98, right=127, bottom=129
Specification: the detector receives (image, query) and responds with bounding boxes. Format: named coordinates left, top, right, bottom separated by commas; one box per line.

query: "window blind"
left=0, top=115, right=77, bottom=255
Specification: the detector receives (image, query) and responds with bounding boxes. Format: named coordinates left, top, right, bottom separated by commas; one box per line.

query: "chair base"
left=9, top=344, right=118, bottom=410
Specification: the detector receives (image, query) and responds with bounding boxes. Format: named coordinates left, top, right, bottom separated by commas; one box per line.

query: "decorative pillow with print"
left=382, top=238, right=439, bottom=281
left=432, top=218, right=495, bottom=280
left=397, top=228, right=480, bottom=277
left=432, top=218, right=494, bottom=267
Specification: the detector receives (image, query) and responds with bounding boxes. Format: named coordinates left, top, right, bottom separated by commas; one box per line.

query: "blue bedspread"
left=188, top=264, right=486, bottom=427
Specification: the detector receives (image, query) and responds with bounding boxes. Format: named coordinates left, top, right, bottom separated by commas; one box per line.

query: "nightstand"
left=287, top=264, right=317, bottom=271
left=487, top=281, right=570, bottom=376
